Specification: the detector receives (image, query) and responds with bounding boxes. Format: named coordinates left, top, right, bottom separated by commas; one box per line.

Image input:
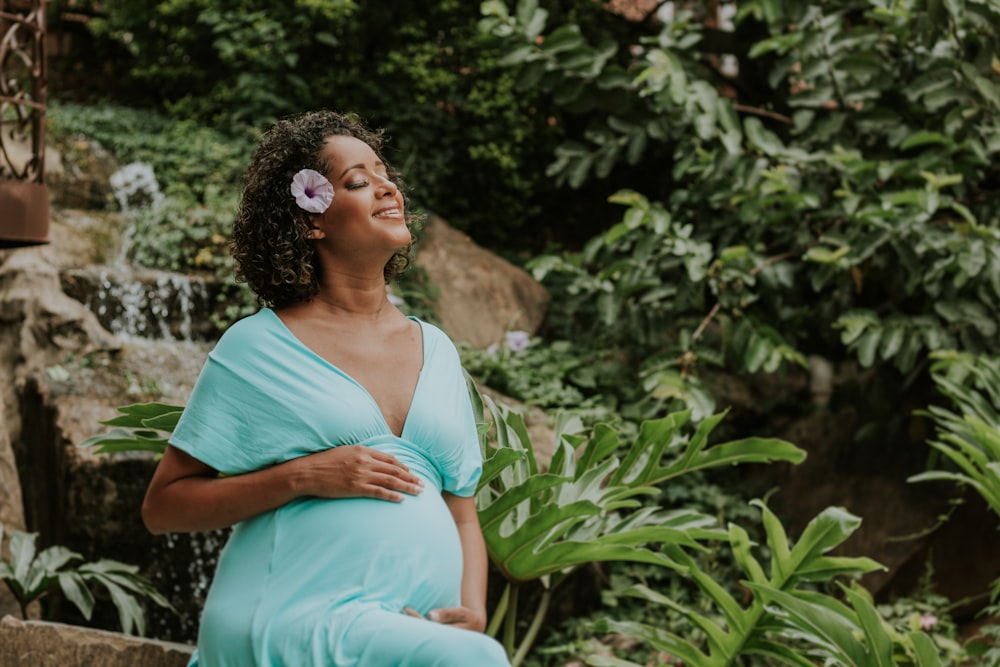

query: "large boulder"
left=414, top=215, right=550, bottom=348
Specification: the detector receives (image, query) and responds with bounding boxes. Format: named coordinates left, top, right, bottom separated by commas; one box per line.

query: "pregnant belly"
left=244, top=488, right=464, bottom=615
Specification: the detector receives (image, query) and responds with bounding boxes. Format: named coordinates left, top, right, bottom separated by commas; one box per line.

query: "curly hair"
left=231, top=110, right=417, bottom=309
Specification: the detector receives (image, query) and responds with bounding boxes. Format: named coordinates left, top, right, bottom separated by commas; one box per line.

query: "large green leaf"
left=98, top=403, right=184, bottom=428
left=746, top=583, right=869, bottom=666
left=841, top=585, right=895, bottom=667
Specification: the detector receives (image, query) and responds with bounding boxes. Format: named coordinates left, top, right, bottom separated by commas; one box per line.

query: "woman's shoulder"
left=214, top=308, right=281, bottom=348
left=411, top=317, right=458, bottom=350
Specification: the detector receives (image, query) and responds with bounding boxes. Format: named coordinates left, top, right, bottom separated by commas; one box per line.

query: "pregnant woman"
left=141, top=110, right=510, bottom=666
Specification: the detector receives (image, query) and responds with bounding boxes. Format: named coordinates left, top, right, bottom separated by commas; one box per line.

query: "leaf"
left=602, top=619, right=711, bottom=666
left=908, top=631, right=945, bottom=667
left=743, top=638, right=824, bottom=667
left=900, top=131, right=954, bottom=150
left=661, top=438, right=807, bottom=479
left=77, top=429, right=170, bottom=455
left=99, top=578, right=146, bottom=636
left=10, top=530, right=37, bottom=582
left=478, top=448, right=526, bottom=492
left=99, top=403, right=184, bottom=428
left=855, top=329, right=882, bottom=368
left=752, top=500, right=791, bottom=582
left=786, top=506, right=864, bottom=570
left=57, top=572, right=95, bottom=620
left=747, top=583, right=869, bottom=666
left=539, top=25, right=584, bottom=55
left=841, top=585, right=895, bottom=667
left=744, top=117, right=785, bottom=155
left=33, top=545, right=81, bottom=574
left=729, top=523, right=767, bottom=584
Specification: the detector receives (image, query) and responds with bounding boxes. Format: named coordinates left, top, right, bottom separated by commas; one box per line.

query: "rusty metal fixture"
left=0, top=0, right=49, bottom=247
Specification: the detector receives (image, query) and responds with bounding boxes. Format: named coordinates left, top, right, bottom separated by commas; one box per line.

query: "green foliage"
left=483, top=0, right=1000, bottom=388
left=0, top=524, right=174, bottom=635
left=47, top=102, right=254, bottom=278
left=460, top=336, right=602, bottom=414
left=909, top=351, right=1000, bottom=516
left=588, top=503, right=943, bottom=666
left=73, top=0, right=356, bottom=126
left=50, top=0, right=581, bottom=250
left=79, top=402, right=183, bottom=457
left=47, top=101, right=253, bottom=204
left=472, top=382, right=805, bottom=664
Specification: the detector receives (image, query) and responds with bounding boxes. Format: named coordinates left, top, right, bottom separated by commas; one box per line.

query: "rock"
left=46, top=134, right=120, bottom=210
left=0, top=215, right=121, bottom=618
left=0, top=402, right=26, bottom=619
left=0, top=615, right=193, bottom=667
left=414, top=215, right=550, bottom=348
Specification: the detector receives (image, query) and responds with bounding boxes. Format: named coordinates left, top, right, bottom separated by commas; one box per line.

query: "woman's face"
left=307, top=135, right=410, bottom=259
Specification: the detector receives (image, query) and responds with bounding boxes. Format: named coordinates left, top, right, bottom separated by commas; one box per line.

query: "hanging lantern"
left=0, top=0, right=49, bottom=248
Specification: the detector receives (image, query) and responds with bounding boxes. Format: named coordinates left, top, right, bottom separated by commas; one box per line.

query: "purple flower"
left=505, top=330, right=530, bottom=352
left=290, top=168, right=334, bottom=214
left=919, top=614, right=939, bottom=631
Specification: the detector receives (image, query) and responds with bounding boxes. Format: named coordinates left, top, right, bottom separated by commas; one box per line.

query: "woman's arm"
left=408, top=492, right=489, bottom=632
left=142, top=444, right=424, bottom=535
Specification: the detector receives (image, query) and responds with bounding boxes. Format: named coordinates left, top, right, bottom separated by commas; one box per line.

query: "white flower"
left=290, top=168, right=334, bottom=214
left=505, top=330, right=530, bottom=352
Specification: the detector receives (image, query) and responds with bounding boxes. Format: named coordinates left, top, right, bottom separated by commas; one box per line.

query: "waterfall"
left=70, top=162, right=219, bottom=342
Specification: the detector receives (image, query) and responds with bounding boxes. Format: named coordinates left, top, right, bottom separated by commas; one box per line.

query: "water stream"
left=63, top=161, right=219, bottom=342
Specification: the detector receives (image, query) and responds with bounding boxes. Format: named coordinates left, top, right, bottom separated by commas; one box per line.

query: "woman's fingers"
left=424, top=606, right=486, bottom=631
left=403, top=606, right=487, bottom=632
left=306, top=445, right=424, bottom=499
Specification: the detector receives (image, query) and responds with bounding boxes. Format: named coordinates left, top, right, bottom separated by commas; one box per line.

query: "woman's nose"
left=376, top=176, right=397, bottom=197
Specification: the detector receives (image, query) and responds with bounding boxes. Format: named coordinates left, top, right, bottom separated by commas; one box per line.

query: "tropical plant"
left=79, top=402, right=184, bottom=457
left=0, top=523, right=174, bottom=635
left=472, top=383, right=807, bottom=665
left=909, top=351, right=1000, bottom=663
left=589, top=503, right=945, bottom=666
left=909, top=351, right=1000, bottom=517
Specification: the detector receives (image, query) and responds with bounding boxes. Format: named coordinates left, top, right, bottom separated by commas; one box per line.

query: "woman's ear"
left=306, top=226, right=326, bottom=240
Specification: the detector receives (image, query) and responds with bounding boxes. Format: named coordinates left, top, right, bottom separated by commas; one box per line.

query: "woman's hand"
left=402, top=606, right=487, bottom=633
left=292, top=445, right=424, bottom=502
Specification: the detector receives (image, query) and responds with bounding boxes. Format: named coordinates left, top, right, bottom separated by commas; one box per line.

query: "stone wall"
left=0, top=616, right=193, bottom=667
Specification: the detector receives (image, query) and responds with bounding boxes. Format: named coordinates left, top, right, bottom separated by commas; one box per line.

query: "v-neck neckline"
left=263, top=308, right=426, bottom=438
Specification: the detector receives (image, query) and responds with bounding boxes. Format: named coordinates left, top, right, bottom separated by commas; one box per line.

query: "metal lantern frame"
left=0, top=0, right=49, bottom=247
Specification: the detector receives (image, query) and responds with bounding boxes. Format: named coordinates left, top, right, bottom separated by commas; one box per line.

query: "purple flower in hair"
left=290, top=169, right=334, bottom=214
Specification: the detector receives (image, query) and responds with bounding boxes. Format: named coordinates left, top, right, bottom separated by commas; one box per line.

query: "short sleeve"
left=169, top=314, right=309, bottom=475
left=418, top=323, right=483, bottom=497
left=439, top=375, right=483, bottom=497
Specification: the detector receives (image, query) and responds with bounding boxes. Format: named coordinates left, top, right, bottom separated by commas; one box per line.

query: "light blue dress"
left=169, top=308, right=510, bottom=667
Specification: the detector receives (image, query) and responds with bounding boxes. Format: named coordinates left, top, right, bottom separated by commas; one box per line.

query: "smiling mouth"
left=374, top=208, right=402, bottom=218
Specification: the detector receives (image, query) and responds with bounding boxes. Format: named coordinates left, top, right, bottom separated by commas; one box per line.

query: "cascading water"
left=63, top=162, right=220, bottom=342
